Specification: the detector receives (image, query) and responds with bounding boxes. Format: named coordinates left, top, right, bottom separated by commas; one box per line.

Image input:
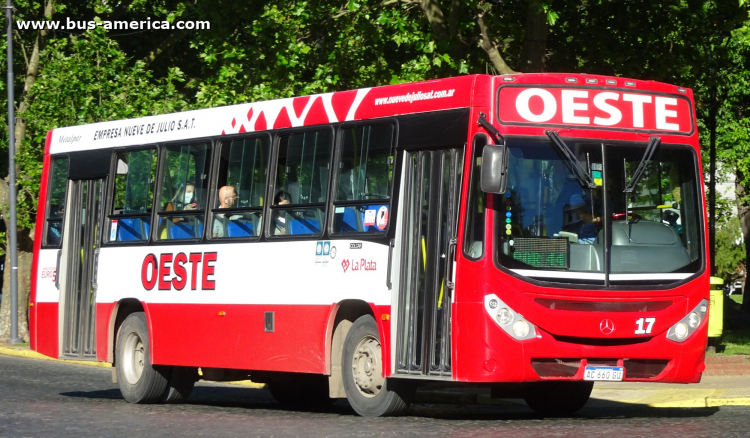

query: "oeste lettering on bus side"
left=141, top=252, right=217, bottom=291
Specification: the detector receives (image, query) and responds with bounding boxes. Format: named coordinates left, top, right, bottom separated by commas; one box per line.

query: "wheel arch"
left=325, top=300, right=376, bottom=398
left=107, top=299, right=148, bottom=365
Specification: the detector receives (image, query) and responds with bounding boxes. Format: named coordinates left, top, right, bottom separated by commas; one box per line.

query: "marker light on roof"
left=566, top=77, right=578, bottom=83
left=586, top=79, right=598, bottom=84
left=625, top=81, right=636, bottom=87
left=606, top=80, right=617, bottom=85
left=502, top=76, right=515, bottom=82
left=678, top=88, right=687, bottom=93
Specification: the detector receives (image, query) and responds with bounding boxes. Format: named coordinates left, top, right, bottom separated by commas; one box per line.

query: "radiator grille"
left=534, top=298, right=672, bottom=313
left=623, top=359, right=669, bottom=379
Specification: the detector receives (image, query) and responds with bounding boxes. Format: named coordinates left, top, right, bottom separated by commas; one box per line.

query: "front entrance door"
left=396, top=147, right=463, bottom=377
left=62, top=178, right=104, bottom=359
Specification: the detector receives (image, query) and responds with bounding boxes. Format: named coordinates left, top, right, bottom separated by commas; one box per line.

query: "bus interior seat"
left=288, top=216, right=321, bottom=235
left=117, top=218, right=150, bottom=241
left=335, top=207, right=360, bottom=233
left=169, top=221, right=204, bottom=239
left=227, top=220, right=254, bottom=237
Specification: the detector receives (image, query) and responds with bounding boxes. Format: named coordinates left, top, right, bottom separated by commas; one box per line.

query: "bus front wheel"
left=116, top=312, right=170, bottom=404
left=342, top=315, right=415, bottom=417
left=523, top=381, right=594, bottom=416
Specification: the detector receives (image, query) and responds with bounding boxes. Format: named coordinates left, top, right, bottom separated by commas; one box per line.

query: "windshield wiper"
left=545, top=130, right=597, bottom=189
left=624, top=136, right=661, bottom=193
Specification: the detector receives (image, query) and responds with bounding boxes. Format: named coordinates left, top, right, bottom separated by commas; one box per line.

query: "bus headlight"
left=674, top=322, right=688, bottom=339
left=497, top=308, right=512, bottom=325
left=512, top=320, right=530, bottom=338
left=667, top=299, right=708, bottom=343
left=484, top=294, right=537, bottom=341
left=688, top=312, right=700, bottom=329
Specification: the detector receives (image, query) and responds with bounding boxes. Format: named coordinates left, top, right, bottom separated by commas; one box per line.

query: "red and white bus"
left=30, top=73, right=708, bottom=416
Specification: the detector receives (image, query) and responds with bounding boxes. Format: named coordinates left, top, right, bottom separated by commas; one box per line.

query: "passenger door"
left=395, top=147, right=463, bottom=377
left=60, top=178, right=105, bottom=359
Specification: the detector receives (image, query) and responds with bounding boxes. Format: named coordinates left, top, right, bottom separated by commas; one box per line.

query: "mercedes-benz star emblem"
left=599, top=319, right=615, bottom=335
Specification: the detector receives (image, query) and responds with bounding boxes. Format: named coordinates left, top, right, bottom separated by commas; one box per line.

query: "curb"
left=0, top=346, right=112, bottom=368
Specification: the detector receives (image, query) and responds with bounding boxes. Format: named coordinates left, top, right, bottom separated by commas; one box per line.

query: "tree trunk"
left=0, top=0, right=54, bottom=341
left=477, top=10, right=518, bottom=74
left=736, top=171, right=750, bottom=313
left=0, top=194, right=34, bottom=341
left=518, top=0, right=548, bottom=73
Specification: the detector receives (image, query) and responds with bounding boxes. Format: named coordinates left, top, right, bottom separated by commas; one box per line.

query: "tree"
left=3, top=0, right=750, bottom=338
left=0, top=14, right=186, bottom=340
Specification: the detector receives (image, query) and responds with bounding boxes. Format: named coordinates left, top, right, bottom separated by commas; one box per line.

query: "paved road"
left=1, top=355, right=750, bottom=438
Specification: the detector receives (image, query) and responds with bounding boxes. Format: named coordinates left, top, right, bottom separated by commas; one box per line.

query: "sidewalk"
left=3, top=342, right=750, bottom=408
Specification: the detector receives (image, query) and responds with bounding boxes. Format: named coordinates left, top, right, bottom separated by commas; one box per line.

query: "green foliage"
left=716, top=216, right=745, bottom=281
left=15, top=27, right=187, bottom=229
left=0, top=0, right=749, bottom=255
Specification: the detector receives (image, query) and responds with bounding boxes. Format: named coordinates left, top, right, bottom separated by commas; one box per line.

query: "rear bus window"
left=210, top=135, right=270, bottom=239
left=44, top=156, right=70, bottom=247
left=332, top=123, right=395, bottom=234
left=270, top=129, right=332, bottom=237
left=157, top=143, right=211, bottom=240
left=107, top=148, right=156, bottom=243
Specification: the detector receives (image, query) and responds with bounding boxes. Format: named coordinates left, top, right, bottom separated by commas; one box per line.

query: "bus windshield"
left=494, top=139, right=702, bottom=284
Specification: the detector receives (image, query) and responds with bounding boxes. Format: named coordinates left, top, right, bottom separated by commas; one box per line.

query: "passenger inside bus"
left=562, top=193, right=601, bottom=244
left=168, top=183, right=197, bottom=211
left=212, top=186, right=239, bottom=238
left=273, top=191, right=291, bottom=235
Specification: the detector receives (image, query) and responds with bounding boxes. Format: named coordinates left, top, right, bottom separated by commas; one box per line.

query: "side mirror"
left=480, top=144, right=509, bottom=194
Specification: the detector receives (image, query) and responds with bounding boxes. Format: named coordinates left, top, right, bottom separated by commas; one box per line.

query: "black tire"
left=268, top=373, right=333, bottom=408
left=161, top=366, right=198, bottom=404
left=115, top=312, right=170, bottom=404
left=342, top=315, right=415, bottom=417
left=523, top=381, right=594, bottom=416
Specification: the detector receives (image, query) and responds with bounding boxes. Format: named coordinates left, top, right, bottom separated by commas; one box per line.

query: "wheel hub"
left=122, top=332, right=145, bottom=385
left=351, top=336, right=384, bottom=398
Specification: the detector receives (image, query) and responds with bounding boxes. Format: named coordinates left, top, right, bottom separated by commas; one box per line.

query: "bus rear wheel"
left=523, top=381, right=594, bottom=416
left=116, top=312, right=170, bottom=404
left=342, top=315, right=415, bottom=417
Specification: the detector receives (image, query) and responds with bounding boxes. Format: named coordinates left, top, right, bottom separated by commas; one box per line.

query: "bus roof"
left=47, top=73, right=693, bottom=155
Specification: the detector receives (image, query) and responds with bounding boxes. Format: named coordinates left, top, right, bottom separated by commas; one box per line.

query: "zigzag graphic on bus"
left=221, top=88, right=372, bottom=135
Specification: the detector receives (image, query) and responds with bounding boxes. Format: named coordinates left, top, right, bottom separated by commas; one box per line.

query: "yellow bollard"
left=708, top=277, right=724, bottom=338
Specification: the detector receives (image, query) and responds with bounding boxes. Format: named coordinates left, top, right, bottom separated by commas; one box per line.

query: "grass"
left=717, top=328, right=750, bottom=355
left=710, top=293, right=750, bottom=355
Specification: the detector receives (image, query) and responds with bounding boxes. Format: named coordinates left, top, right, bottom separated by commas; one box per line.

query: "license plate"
left=584, top=366, right=624, bottom=381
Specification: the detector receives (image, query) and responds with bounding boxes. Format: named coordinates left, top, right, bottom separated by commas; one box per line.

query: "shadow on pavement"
left=60, top=389, right=123, bottom=400
left=59, top=385, right=722, bottom=421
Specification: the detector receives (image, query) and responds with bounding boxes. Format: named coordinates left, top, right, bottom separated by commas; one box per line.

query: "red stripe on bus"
left=29, top=133, right=54, bottom=352
left=34, top=302, right=58, bottom=358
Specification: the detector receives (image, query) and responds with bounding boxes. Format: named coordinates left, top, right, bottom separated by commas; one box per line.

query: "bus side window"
left=331, top=123, right=395, bottom=234
left=44, top=156, right=70, bottom=247
left=107, top=148, right=156, bottom=243
left=210, top=135, right=270, bottom=239
left=270, top=129, right=332, bottom=237
left=463, top=134, right=487, bottom=260
left=156, top=143, right=211, bottom=241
